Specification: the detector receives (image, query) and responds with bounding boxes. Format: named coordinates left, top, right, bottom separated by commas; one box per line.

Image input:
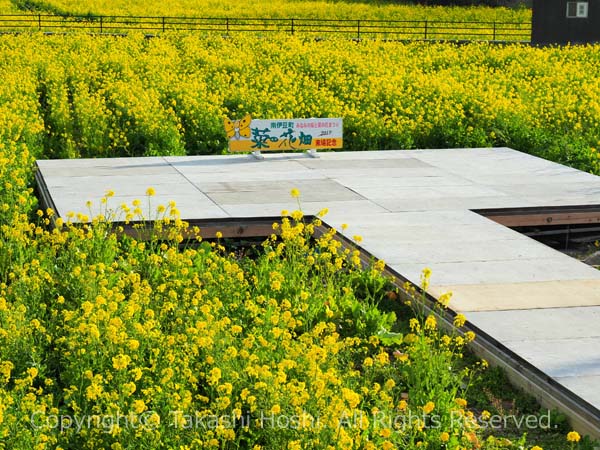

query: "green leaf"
left=376, top=328, right=404, bottom=346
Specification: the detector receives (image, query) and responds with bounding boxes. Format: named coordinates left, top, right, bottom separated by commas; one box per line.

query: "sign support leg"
left=251, top=151, right=264, bottom=160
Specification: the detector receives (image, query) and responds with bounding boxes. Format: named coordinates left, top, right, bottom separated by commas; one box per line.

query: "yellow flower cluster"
left=0, top=195, right=555, bottom=449
left=0, top=33, right=598, bottom=176
left=567, top=430, right=581, bottom=442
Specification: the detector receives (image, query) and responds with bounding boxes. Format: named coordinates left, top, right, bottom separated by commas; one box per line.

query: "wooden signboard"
left=224, top=115, right=343, bottom=156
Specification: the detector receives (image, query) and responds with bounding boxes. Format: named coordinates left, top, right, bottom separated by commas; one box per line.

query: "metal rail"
left=0, top=14, right=532, bottom=41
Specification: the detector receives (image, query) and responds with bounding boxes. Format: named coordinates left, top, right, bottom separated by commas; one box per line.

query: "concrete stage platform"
left=36, top=147, right=600, bottom=436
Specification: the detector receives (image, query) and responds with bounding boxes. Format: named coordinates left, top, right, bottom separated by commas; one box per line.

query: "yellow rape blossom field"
left=0, top=0, right=17, bottom=12
left=0, top=190, right=550, bottom=449
left=6, top=0, right=531, bottom=22
left=0, top=33, right=598, bottom=173
left=0, top=5, right=598, bottom=448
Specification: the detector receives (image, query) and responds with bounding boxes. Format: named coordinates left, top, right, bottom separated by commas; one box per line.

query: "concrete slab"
left=375, top=196, right=536, bottom=212
left=53, top=194, right=228, bottom=220
left=518, top=196, right=600, bottom=206
left=391, top=257, right=600, bottom=287
left=297, top=157, right=433, bottom=169
left=495, top=183, right=600, bottom=198
left=37, top=157, right=180, bottom=177
left=43, top=173, right=187, bottom=187
left=341, top=221, right=529, bottom=244
left=36, top=156, right=168, bottom=168
left=346, top=184, right=509, bottom=201
left=221, top=200, right=388, bottom=218
left=501, top=337, right=600, bottom=379
left=557, top=376, right=600, bottom=410
left=465, top=307, right=600, bottom=341
left=324, top=210, right=494, bottom=227
left=187, top=171, right=327, bottom=184
left=196, top=179, right=347, bottom=194
left=430, top=280, right=600, bottom=312
left=332, top=175, right=473, bottom=188
left=366, top=239, right=568, bottom=265
left=46, top=180, right=199, bottom=198
left=307, top=149, right=428, bottom=160
left=205, top=179, right=364, bottom=204
left=167, top=156, right=309, bottom=174
left=468, top=171, right=600, bottom=186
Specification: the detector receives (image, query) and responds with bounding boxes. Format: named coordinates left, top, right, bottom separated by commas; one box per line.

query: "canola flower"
left=567, top=431, right=581, bottom=442
left=0, top=192, right=550, bottom=449
left=0, top=33, right=598, bottom=177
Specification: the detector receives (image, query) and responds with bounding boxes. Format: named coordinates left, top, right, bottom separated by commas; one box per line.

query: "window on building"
left=566, top=1, right=589, bottom=18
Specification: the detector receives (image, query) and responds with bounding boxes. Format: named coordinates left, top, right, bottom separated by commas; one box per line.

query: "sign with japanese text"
left=224, top=115, right=343, bottom=153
